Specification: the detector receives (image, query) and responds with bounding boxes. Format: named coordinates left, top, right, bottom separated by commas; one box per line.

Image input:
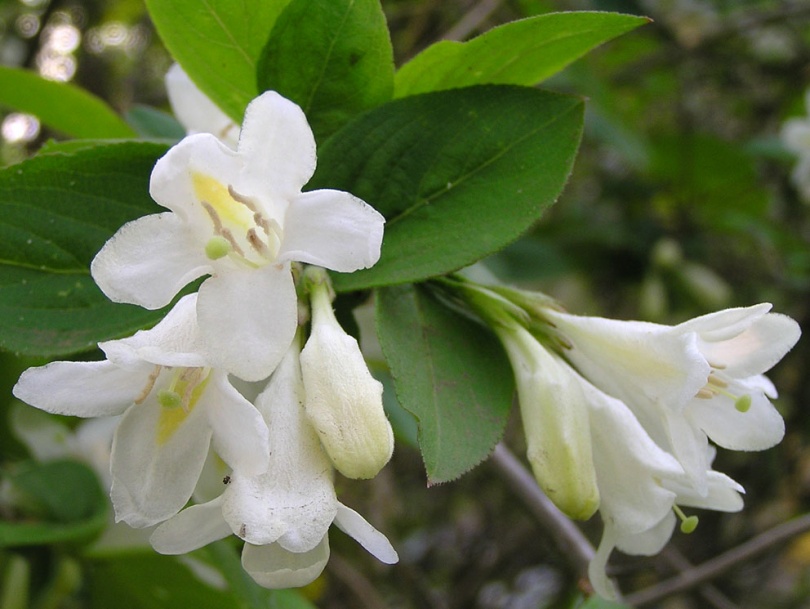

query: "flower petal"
left=685, top=387, right=785, bottom=451
left=236, top=92, right=316, bottom=202
left=661, top=408, right=713, bottom=493
left=615, top=512, right=676, bottom=556
left=149, top=134, right=242, bottom=226
left=150, top=496, right=231, bottom=554
left=333, top=503, right=398, bottom=564
left=241, top=537, right=330, bottom=589
left=674, top=303, right=772, bottom=341
left=105, top=294, right=209, bottom=368
left=585, top=379, right=682, bottom=536
left=197, top=264, right=296, bottom=381
left=222, top=346, right=337, bottom=551
left=91, top=212, right=211, bottom=309
left=13, top=360, right=146, bottom=417
left=204, top=372, right=270, bottom=477
left=697, top=312, right=801, bottom=378
left=668, top=471, right=745, bottom=513
left=110, top=388, right=212, bottom=527
left=545, top=310, right=709, bottom=409
left=278, top=190, right=384, bottom=272
left=165, top=64, right=239, bottom=148
left=588, top=526, right=620, bottom=600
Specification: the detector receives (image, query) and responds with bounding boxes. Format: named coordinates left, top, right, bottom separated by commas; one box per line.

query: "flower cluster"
left=450, top=277, right=800, bottom=598
left=13, top=73, right=397, bottom=588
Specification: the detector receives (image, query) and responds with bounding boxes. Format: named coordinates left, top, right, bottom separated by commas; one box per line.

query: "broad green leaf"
left=376, top=283, right=514, bottom=484
left=0, top=460, right=107, bottom=547
left=311, top=85, right=583, bottom=291
left=394, top=11, right=649, bottom=98
left=0, top=66, right=135, bottom=139
left=86, top=553, right=241, bottom=609
left=257, top=0, right=394, bottom=142
left=145, top=0, right=291, bottom=122
left=0, top=141, right=169, bottom=357
left=126, top=105, right=186, bottom=140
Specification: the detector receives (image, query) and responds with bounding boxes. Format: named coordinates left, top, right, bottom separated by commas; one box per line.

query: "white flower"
left=495, top=325, right=745, bottom=599
left=496, top=322, right=600, bottom=520
left=91, top=91, right=385, bottom=381
left=12, top=294, right=270, bottom=528
left=781, top=88, right=810, bottom=202
left=543, top=304, right=800, bottom=489
left=149, top=343, right=398, bottom=588
left=583, top=368, right=744, bottom=599
left=299, top=270, right=394, bottom=479
left=165, top=63, right=240, bottom=148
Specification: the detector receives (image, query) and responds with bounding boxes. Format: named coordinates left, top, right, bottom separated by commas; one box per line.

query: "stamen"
left=247, top=228, right=271, bottom=256
left=135, top=365, right=162, bottom=404
left=673, top=505, right=699, bottom=534
left=707, top=373, right=728, bottom=389
left=201, top=201, right=246, bottom=258
left=179, top=368, right=206, bottom=412
left=228, top=185, right=258, bottom=213
left=696, top=388, right=715, bottom=399
left=201, top=200, right=225, bottom=233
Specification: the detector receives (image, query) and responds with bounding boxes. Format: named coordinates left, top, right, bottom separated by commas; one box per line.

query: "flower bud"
left=300, top=277, right=394, bottom=479
left=498, top=324, right=600, bottom=520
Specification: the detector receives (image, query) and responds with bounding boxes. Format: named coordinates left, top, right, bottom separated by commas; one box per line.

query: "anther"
left=247, top=228, right=271, bottom=256
left=228, top=185, right=258, bottom=212
left=707, top=373, right=728, bottom=389
left=696, top=388, right=715, bottom=399
left=135, top=365, right=162, bottom=404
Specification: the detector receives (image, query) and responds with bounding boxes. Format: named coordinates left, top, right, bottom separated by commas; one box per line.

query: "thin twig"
left=489, top=443, right=595, bottom=577
left=659, top=546, right=740, bottom=609
left=626, top=513, right=810, bottom=607
left=442, top=0, right=505, bottom=42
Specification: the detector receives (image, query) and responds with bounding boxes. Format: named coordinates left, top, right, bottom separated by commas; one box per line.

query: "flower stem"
left=489, top=443, right=595, bottom=577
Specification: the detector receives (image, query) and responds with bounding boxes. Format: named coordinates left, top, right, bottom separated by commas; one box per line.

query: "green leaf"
left=311, top=85, right=583, bottom=291
left=394, top=11, right=649, bottom=98
left=126, top=105, right=186, bottom=140
left=0, top=460, right=107, bottom=547
left=376, top=283, right=514, bottom=484
left=144, top=0, right=292, bottom=122
left=257, top=0, right=394, bottom=142
left=0, top=67, right=135, bottom=139
left=0, top=141, right=170, bottom=357
left=86, top=553, right=241, bottom=609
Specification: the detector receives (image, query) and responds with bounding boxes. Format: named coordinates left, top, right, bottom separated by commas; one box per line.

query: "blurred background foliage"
left=0, top=0, right=809, bottom=608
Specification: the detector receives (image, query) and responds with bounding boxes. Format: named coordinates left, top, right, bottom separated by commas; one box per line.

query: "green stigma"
left=205, top=236, right=232, bottom=260
left=673, top=504, right=699, bottom=534
left=735, top=394, right=752, bottom=413
left=680, top=515, right=699, bottom=534
left=158, top=389, right=182, bottom=409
